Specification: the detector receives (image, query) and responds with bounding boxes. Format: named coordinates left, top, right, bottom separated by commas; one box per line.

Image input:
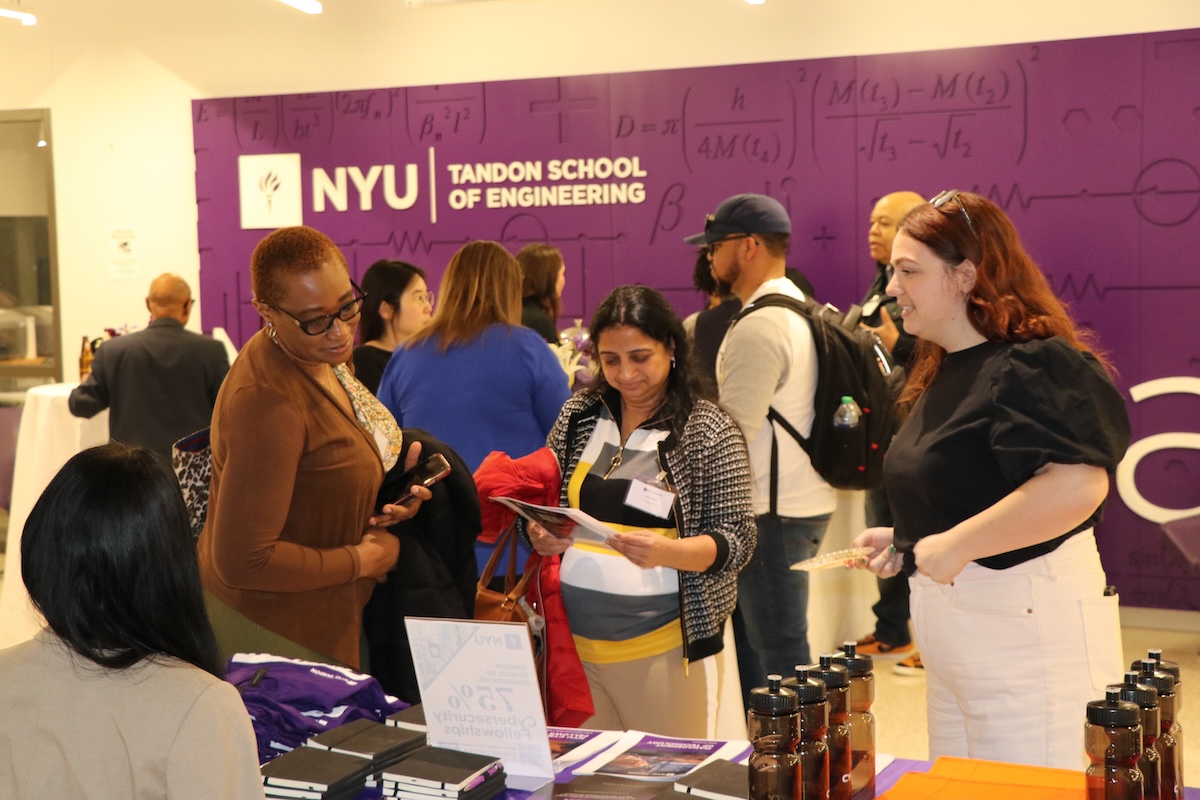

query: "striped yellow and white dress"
left=558, top=406, right=681, bottom=664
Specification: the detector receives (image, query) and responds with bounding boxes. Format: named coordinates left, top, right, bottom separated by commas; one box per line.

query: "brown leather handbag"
left=474, top=520, right=547, bottom=692
left=474, top=519, right=538, bottom=624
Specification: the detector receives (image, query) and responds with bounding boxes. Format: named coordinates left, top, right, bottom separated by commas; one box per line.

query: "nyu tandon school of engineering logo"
left=238, top=153, right=303, bottom=229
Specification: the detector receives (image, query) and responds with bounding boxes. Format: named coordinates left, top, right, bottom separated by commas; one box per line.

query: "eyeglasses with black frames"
left=272, top=281, right=367, bottom=336
left=706, top=234, right=753, bottom=259
left=930, top=190, right=976, bottom=238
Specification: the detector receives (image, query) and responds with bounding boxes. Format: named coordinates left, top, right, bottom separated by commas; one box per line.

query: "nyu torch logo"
left=238, top=153, right=303, bottom=229
left=258, top=170, right=282, bottom=213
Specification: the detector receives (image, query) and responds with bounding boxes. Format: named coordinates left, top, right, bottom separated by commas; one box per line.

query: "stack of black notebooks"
left=385, top=704, right=428, bottom=732
left=260, top=719, right=426, bottom=799
left=375, top=745, right=506, bottom=800
left=260, top=746, right=374, bottom=800
left=309, top=718, right=426, bottom=780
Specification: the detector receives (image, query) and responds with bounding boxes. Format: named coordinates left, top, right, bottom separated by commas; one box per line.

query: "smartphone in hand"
left=390, top=453, right=451, bottom=506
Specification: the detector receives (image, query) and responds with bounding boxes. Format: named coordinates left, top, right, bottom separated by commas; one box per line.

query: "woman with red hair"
left=854, top=191, right=1131, bottom=769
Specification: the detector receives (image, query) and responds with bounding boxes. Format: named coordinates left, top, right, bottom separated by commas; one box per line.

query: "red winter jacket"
left=474, top=449, right=593, bottom=727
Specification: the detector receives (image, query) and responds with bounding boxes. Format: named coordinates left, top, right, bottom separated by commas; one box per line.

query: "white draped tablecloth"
left=0, top=383, right=108, bottom=648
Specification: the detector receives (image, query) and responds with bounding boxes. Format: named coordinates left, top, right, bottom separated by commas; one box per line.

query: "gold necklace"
left=322, top=366, right=339, bottom=396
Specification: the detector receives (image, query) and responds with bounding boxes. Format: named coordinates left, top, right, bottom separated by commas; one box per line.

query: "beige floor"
left=873, top=622, right=1200, bottom=777
left=0, top=556, right=1193, bottom=778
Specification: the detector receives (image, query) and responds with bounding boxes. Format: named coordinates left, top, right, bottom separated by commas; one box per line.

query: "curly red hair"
left=897, top=191, right=1110, bottom=407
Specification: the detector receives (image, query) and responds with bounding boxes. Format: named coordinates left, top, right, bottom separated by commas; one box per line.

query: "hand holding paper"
left=528, top=521, right=573, bottom=556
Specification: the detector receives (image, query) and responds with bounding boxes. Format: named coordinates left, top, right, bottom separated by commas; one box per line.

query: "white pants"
left=909, top=531, right=1124, bottom=769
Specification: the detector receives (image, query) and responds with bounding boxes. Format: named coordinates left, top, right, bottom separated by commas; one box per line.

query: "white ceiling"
left=4, top=0, right=1200, bottom=105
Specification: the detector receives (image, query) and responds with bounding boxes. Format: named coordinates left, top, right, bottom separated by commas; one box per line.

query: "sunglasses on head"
left=930, top=190, right=976, bottom=238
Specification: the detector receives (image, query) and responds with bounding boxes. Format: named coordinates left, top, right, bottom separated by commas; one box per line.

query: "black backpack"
left=728, top=293, right=903, bottom=496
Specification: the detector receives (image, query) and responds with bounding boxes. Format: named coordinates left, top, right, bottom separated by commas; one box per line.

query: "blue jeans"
left=733, top=512, right=831, bottom=708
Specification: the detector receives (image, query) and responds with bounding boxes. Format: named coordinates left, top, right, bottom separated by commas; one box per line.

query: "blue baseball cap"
left=684, top=193, right=792, bottom=245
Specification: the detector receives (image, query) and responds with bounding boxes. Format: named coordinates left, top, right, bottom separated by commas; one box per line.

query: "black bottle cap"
left=1149, top=649, right=1181, bottom=684
left=802, top=654, right=849, bottom=690
left=1086, top=689, right=1140, bottom=728
left=785, top=668, right=827, bottom=704
left=1113, top=672, right=1158, bottom=710
left=831, top=641, right=873, bottom=675
left=1137, top=662, right=1175, bottom=698
left=750, top=674, right=799, bottom=714
left=1131, top=649, right=1181, bottom=686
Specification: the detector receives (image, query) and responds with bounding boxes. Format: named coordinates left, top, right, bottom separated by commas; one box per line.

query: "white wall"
left=2, top=0, right=1199, bottom=377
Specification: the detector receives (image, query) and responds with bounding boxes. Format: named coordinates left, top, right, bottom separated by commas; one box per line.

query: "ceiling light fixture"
left=745, top=0, right=766, bottom=5
left=276, top=0, right=322, bottom=13
left=0, top=8, right=36, bottom=25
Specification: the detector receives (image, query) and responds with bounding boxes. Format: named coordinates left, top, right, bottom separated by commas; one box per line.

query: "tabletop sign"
left=404, top=617, right=554, bottom=790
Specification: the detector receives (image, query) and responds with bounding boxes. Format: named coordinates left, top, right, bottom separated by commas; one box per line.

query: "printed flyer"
left=573, top=731, right=749, bottom=781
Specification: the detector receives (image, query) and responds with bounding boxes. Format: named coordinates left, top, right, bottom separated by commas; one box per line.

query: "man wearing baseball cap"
left=685, top=194, right=835, bottom=707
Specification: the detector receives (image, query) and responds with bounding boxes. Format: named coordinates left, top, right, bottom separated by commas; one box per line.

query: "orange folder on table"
left=880, top=757, right=1087, bottom=799
left=928, top=757, right=1087, bottom=789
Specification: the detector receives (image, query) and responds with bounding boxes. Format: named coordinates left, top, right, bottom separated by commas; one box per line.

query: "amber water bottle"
left=748, top=675, right=799, bottom=800
left=1085, top=688, right=1143, bottom=800
left=1132, top=649, right=1182, bottom=712
left=1138, top=663, right=1181, bottom=800
left=1112, top=671, right=1160, bottom=800
left=832, top=642, right=875, bottom=799
left=79, top=335, right=94, bottom=379
left=792, top=668, right=831, bottom=800
left=804, top=655, right=852, bottom=800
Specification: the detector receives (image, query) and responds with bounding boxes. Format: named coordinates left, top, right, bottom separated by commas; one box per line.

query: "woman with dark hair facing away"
left=198, top=226, right=430, bottom=669
left=853, top=191, right=1130, bottom=768
left=377, top=240, right=570, bottom=474
left=526, top=285, right=756, bottom=738
left=517, top=242, right=566, bottom=343
left=0, top=443, right=265, bottom=799
left=353, top=259, right=433, bottom=395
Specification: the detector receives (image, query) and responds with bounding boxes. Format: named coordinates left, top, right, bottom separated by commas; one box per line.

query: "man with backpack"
left=685, top=193, right=836, bottom=707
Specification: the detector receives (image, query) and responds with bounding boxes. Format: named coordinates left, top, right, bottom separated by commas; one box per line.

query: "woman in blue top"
left=377, top=240, right=570, bottom=474
left=854, top=191, right=1131, bottom=769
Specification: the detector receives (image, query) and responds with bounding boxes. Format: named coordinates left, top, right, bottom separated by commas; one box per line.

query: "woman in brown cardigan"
left=197, top=226, right=429, bottom=668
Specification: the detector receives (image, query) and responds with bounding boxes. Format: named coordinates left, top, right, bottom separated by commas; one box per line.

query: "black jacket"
left=68, top=317, right=229, bottom=461
left=363, top=428, right=482, bottom=702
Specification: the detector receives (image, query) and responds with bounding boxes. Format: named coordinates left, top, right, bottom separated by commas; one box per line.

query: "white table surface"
left=0, top=383, right=108, bottom=648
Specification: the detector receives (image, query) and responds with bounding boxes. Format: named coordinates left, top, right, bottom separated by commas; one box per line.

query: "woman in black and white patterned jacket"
left=528, top=285, right=756, bottom=738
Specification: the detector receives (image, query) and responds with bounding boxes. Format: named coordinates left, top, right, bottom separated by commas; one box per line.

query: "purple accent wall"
left=193, top=30, right=1200, bottom=609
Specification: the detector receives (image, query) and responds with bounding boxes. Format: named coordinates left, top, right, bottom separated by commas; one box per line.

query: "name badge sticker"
left=625, top=479, right=676, bottom=519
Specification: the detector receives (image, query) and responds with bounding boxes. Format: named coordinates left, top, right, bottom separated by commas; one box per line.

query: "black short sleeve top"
left=885, top=336, right=1131, bottom=573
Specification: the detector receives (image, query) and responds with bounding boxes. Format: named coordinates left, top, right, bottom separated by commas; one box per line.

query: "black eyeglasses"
left=272, top=281, right=367, bottom=336
left=706, top=234, right=753, bottom=259
left=930, top=190, right=976, bottom=237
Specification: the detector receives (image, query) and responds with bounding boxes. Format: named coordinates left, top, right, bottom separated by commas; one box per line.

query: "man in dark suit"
left=69, top=273, right=229, bottom=462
